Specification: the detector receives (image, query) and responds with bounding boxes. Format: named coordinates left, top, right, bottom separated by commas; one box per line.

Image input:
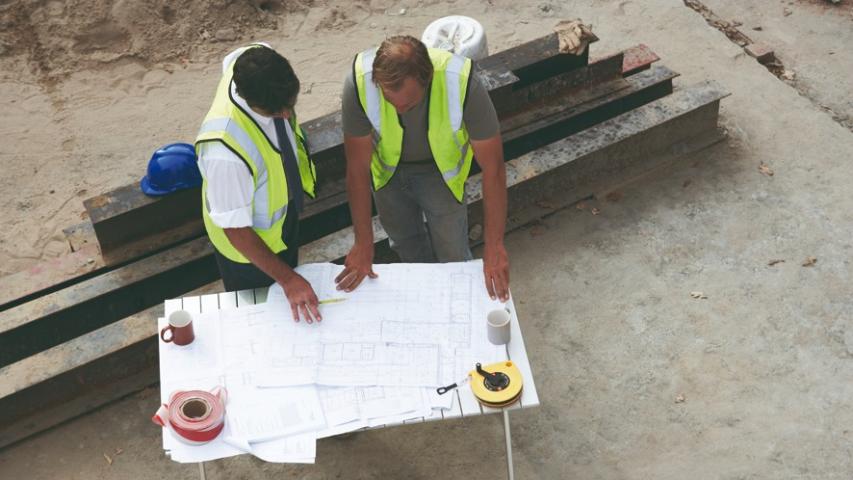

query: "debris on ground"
left=103, top=453, right=112, bottom=465
left=783, top=7, right=793, bottom=17
left=683, top=0, right=753, bottom=47
left=802, top=256, right=818, bottom=267
left=767, top=259, right=785, bottom=266
left=690, top=291, right=708, bottom=299
left=758, top=162, right=774, bottom=176
left=675, top=394, right=686, bottom=403
left=745, top=43, right=776, bottom=65
left=591, top=207, right=601, bottom=215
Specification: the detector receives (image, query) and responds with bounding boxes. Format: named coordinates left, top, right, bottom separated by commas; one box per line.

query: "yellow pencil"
left=319, top=297, right=348, bottom=305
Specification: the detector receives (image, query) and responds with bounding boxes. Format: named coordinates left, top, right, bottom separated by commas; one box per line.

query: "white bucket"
left=421, top=16, right=488, bottom=61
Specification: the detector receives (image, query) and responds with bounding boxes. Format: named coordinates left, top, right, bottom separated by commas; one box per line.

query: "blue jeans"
left=373, top=162, right=473, bottom=263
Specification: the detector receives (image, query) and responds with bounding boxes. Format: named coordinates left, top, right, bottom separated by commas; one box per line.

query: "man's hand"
left=223, top=227, right=322, bottom=323
left=339, top=133, right=377, bottom=293
left=282, top=274, right=322, bottom=323
left=335, top=242, right=378, bottom=292
left=483, top=242, right=510, bottom=301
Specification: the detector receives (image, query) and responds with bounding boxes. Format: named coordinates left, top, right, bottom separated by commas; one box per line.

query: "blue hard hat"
left=140, top=143, right=202, bottom=196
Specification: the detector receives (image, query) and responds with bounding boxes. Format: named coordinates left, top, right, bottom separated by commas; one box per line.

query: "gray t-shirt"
left=341, top=67, right=500, bottom=163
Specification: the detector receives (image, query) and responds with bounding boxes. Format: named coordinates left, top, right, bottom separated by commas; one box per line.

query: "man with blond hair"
left=336, top=35, right=510, bottom=301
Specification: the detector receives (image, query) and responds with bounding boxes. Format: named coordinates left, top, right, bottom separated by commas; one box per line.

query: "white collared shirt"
left=197, top=43, right=297, bottom=229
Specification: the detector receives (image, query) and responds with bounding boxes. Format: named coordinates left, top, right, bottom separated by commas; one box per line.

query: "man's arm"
left=461, top=70, right=509, bottom=300
left=224, top=227, right=321, bottom=323
left=471, top=134, right=510, bottom=301
left=198, top=142, right=321, bottom=323
left=334, top=70, right=379, bottom=291
left=334, top=134, right=378, bottom=291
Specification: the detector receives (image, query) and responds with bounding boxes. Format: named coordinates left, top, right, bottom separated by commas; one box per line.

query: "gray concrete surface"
left=700, top=0, right=853, bottom=130
left=1, top=1, right=852, bottom=479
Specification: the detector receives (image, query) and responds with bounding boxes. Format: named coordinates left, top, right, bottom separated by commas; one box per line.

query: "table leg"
left=503, top=409, right=514, bottom=480
left=198, top=461, right=207, bottom=480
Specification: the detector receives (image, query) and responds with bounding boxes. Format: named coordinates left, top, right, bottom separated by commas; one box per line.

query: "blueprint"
left=264, top=261, right=507, bottom=387
left=218, top=302, right=443, bottom=387
left=158, top=260, right=509, bottom=463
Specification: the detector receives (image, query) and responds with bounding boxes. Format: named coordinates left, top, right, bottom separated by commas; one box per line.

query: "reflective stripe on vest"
left=354, top=48, right=473, bottom=201
left=360, top=48, right=382, bottom=132
left=197, top=116, right=293, bottom=229
left=441, top=53, right=469, bottom=182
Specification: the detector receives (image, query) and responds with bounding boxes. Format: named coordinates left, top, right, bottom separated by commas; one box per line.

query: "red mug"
left=160, top=310, right=195, bottom=346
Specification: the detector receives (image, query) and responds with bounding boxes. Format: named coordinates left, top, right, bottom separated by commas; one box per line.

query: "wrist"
left=354, top=237, right=374, bottom=249
left=484, top=239, right=504, bottom=250
left=276, top=266, right=298, bottom=285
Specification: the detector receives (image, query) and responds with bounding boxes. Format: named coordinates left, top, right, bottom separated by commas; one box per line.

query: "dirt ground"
left=0, top=0, right=602, bottom=277
left=1, top=0, right=852, bottom=479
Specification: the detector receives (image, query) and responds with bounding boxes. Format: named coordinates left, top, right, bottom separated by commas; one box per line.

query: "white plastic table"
left=164, top=286, right=539, bottom=479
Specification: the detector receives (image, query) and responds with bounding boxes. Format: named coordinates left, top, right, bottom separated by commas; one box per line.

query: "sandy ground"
left=1, top=0, right=853, bottom=478
left=0, top=0, right=626, bottom=277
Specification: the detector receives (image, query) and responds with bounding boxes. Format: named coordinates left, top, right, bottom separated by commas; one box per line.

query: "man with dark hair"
left=196, top=43, right=322, bottom=323
left=336, top=35, right=511, bottom=301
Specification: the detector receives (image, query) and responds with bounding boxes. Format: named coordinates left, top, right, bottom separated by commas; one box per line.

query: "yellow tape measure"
left=469, top=361, right=523, bottom=408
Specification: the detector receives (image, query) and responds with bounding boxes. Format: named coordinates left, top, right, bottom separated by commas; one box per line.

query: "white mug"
left=487, top=309, right=511, bottom=345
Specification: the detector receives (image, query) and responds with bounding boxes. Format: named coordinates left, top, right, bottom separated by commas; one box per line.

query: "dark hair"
left=233, top=46, right=300, bottom=114
left=373, top=35, right=434, bottom=90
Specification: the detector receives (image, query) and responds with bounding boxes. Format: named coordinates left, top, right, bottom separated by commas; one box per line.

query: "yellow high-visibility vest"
left=195, top=45, right=316, bottom=263
left=353, top=48, right=473, bottom=202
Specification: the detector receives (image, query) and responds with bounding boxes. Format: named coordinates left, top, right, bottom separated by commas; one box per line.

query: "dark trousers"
left=213, top=212, right=300, bottom=292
